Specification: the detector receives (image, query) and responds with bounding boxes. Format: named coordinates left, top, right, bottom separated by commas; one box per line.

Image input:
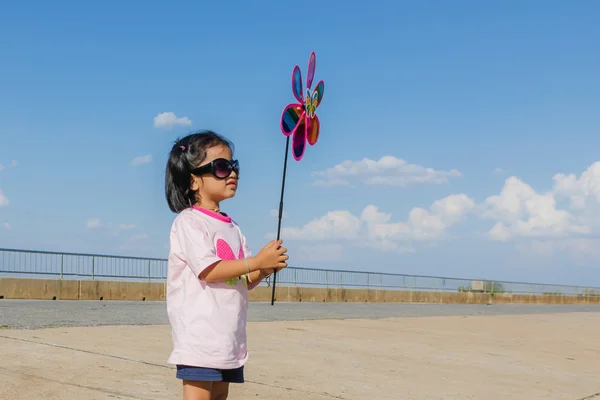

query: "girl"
left=164, top=130, right=288, bottom=400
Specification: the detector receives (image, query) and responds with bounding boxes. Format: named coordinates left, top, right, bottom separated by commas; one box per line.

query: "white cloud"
left=494, top=168, right=505, bottom=174
left=517, top=238, right=600, bottom=265
left=480, top=176, right=590, bottom=241
left=110, top=224, right=136, bottom=236
left=362, top=194, right=475, bottom=242
left=87, top=218, right=137, bottom=234
left=553, top=162, right=600, bottom=210
left=277, top=210, right=362, bottom=241
left=86, top=218, right=102, bottom=229
left=153, top=112, right=192, bottom=129
left=0, top=190, right=9, bottom=207
left=3, top=222, right=10, bottom=230
left=273, top=194, right=475, bottom=252
left=277, top=160, right=600, bottom=257
left=129, top=233, right=148, bottom=241
left=487, top=222, right=511, bottom=241
left=312, top=156, right=461, bottom=187
left=0, top=160, right=17, bottom=173
left=130, top=154, right=152, bottom=167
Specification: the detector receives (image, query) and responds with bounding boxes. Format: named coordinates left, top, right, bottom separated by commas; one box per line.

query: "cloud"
left=0, top=160, right=17, bottom=173
left=130, top=154, right=152, bottom=167
left=277, top=210, right=362, bottom=241
left=3, top=222, right=10, bottom=230
left=86, top=218, right=102, bottom=229
left=480, top=176, right=590, bottom=241
left=86, top=219, right=136, bottom=236
left=153, top=112, right=192, bottom=129
left=129, top=233, right=148, bottom=241
left=362, top=194, right=475, bottom=242
left=494, top=168, right=505, bottom=174
left=553, top=161, right=600, bottom=210
left=272, top=194, right=475, bottom=252
left=0, top=190, right=7, bottom=207
left=517, top=238, right=600, bottom=265
left=108, top=224, right=136, bottom=236
left=276, top=160, right=600, bottom=257
left=312, top=156, right=461, bottom=187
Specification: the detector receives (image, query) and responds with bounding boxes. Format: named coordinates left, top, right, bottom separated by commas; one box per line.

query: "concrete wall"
left=1, top=277, right=599, bottom=305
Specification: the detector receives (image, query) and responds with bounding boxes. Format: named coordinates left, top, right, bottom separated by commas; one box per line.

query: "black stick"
left=271, top=135, right=291, bottom=306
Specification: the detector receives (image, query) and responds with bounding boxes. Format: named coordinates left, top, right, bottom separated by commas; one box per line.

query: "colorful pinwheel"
left=280, top=51, right=325, bottom=161
left=271, top=51, right=325, bottom=306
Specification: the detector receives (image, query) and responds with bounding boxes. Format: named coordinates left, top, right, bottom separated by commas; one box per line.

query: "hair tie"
left=180, top=145, right=185, bottom=151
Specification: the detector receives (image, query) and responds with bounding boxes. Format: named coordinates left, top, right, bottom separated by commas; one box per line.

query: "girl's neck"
left=195, top=201, right=221, bottom=213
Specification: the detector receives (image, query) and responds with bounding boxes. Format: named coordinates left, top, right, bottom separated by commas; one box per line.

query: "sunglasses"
left=191, top=158, right=240, bottom=179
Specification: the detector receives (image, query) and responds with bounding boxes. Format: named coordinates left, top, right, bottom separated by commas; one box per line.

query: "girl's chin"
left=223, top=188, right=237, bottom=197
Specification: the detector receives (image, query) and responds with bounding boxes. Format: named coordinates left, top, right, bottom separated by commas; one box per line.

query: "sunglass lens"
left=214, top=159, right=232, bottom=178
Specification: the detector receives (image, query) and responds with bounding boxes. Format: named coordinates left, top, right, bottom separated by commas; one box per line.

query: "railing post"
left=148, top=260, right=151, bottom=281
left=92, top=256, right=95, bottom=280
left=60, top=255, right=64, bottom=279
left=294, top=269, right=297, bottom=287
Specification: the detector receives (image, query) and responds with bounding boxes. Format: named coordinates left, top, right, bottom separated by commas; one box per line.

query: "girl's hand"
left=255, top=240, right=288, bottom=270
left=260, top=268, right=275, bottom=278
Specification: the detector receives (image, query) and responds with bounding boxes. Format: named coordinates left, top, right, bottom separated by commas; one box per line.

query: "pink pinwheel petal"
left=306, top=52, right=316, bottom=89
left=313, top=80, right=324, bottom=108
left=292, top=116, right=307, bottom=161
left=292, top=65, right=303, bottom=103
left=280, top=103, right=303, bottom=136
left=306, top=115, right=320, bottom=146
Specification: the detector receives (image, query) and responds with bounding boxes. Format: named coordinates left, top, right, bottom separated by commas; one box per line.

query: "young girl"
left=164, top=130, right=288, bottom=400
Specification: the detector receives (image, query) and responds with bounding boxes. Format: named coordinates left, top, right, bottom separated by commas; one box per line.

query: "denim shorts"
left=176, top=365, right=244, bottom=383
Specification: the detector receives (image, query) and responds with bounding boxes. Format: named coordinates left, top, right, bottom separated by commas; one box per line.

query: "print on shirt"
left=216, top=238, right=248, bottom=286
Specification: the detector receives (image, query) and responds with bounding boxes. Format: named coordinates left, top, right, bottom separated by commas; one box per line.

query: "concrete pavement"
left=0, top=305, right=598, bottom=399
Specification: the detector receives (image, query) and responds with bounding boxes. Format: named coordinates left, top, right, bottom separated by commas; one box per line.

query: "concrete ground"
left=0, top=301, right=599, bottom=399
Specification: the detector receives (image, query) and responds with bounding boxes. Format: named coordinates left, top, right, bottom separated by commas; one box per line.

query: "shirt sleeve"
left=172, top=214, right=221, bottom=279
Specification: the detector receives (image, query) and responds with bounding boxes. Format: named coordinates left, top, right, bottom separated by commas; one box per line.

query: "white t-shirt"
left=166, top=206, right=259, bottom=369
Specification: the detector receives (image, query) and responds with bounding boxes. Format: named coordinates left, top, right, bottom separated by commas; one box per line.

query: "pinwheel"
left=271, top=52, right=325, bottom=305
left=281, top=51, right=325, bottom=161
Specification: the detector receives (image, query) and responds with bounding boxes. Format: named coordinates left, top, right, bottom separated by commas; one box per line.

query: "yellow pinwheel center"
left=305, top=89, right=317, bottom=118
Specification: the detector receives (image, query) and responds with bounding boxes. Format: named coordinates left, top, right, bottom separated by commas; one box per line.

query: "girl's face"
left=191, top=144, right=239, bottom=207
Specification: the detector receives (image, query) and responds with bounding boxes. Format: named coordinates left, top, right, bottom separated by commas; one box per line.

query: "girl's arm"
left=200, top=257, right=261, bottom=282
left=246, top=269, right=272, bottom=290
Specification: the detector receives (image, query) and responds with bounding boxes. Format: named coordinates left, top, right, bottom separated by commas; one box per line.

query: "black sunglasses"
left=191, top=158, right=240, bottom=179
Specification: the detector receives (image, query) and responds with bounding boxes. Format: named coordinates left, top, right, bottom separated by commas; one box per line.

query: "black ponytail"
left=165, top=130, right=234, bottom=213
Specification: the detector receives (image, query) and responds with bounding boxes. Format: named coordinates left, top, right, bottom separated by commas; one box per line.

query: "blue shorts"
left=176, top=365, right=244, bottom=383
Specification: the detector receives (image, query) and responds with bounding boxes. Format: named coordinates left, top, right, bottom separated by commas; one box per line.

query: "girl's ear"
left=190, top=175, right=202, bottom=191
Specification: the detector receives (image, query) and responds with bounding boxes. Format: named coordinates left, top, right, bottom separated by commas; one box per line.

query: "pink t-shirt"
left=166, top=206, right=259, bottom=369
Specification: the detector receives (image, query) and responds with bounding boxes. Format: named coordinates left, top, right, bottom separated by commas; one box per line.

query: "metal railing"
left=1, top=247, right=599, bottom=296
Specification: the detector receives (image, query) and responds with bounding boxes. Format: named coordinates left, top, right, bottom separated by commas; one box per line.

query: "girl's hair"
left=165, top=130, right=234, bottom=213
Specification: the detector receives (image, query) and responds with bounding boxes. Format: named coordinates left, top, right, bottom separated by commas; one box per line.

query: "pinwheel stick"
left=270, top=135, right=291, bottom=305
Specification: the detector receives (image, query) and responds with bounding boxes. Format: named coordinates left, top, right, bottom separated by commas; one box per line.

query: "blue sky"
left=1, top=0, right=600, bottom=286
